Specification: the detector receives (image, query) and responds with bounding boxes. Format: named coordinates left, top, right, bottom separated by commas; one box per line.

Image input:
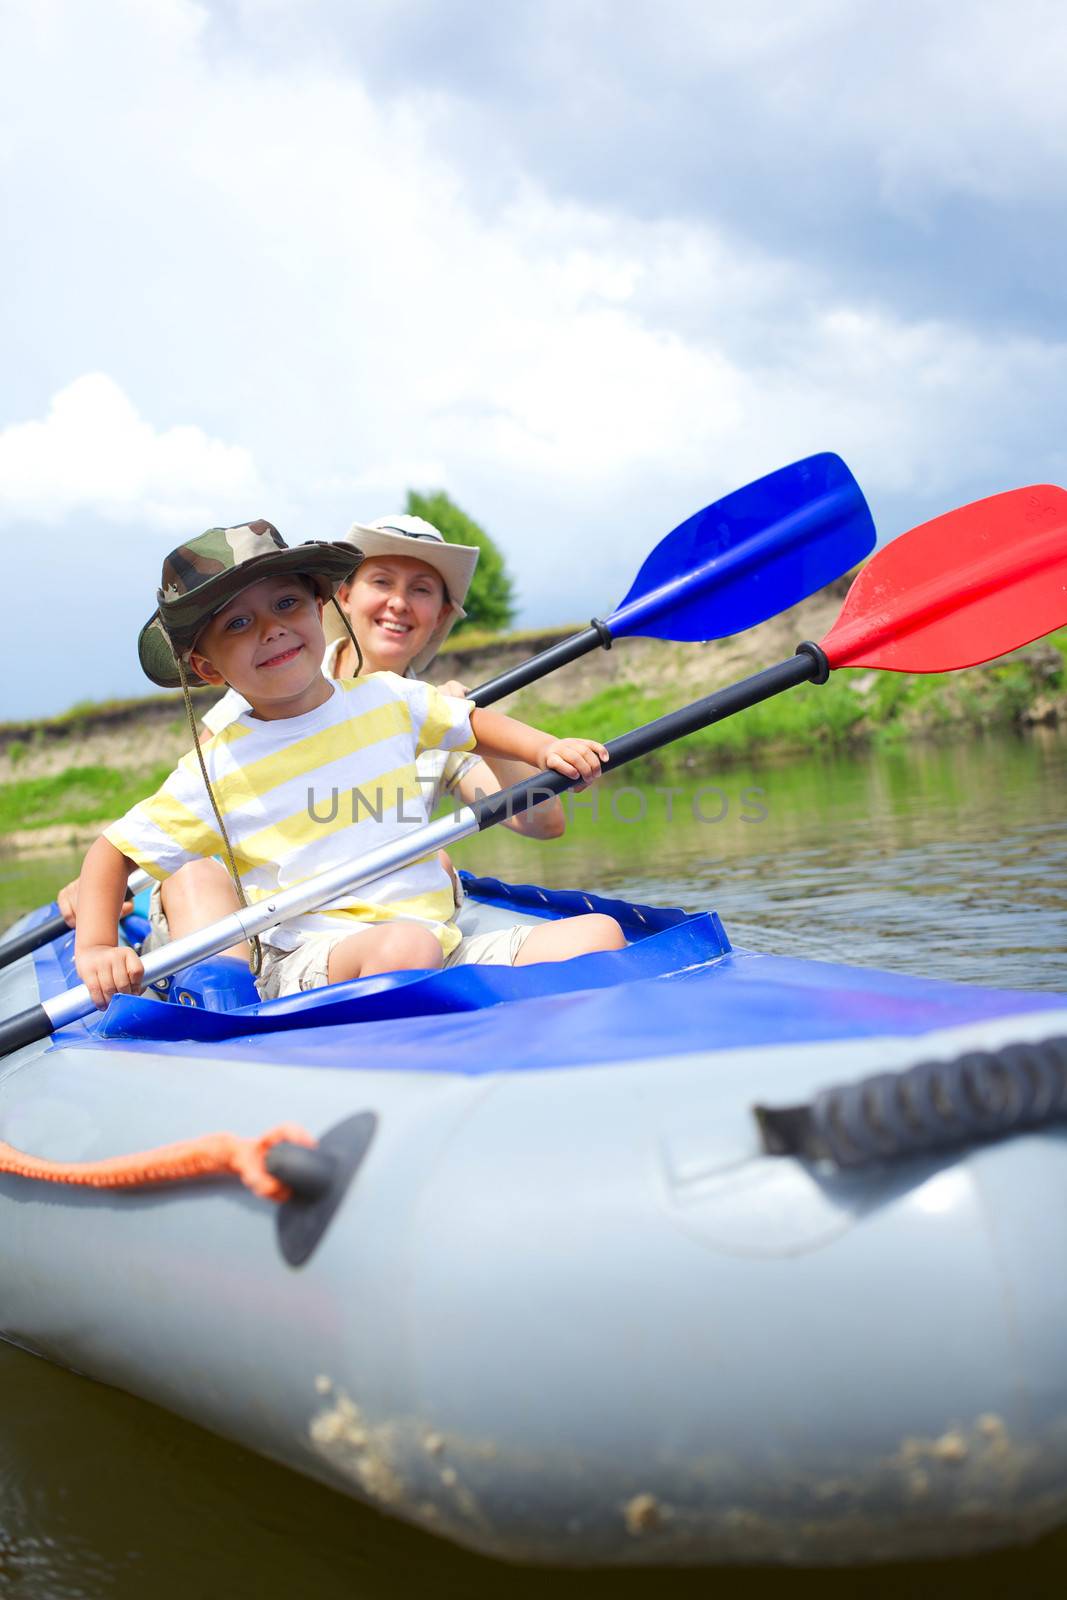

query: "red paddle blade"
left=821, top=485, right=1067, bottom=672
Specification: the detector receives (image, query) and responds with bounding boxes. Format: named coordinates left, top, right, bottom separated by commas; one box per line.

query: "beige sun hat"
left=323, top=514, right=480, bottom=673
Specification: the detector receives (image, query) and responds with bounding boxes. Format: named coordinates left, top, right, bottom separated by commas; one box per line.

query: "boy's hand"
left=75, top=945, right=145, bottom=1011
left=538, top=737, right=610, bottom=783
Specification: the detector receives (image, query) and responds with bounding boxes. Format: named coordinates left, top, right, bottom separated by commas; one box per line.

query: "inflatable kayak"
left=1, top=872, right=1066, bottom=1568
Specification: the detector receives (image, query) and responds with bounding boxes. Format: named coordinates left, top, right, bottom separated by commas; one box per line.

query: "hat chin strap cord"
left=174, top=643, right=263, bottom=978
left=329, top=595, right=364, bottom=677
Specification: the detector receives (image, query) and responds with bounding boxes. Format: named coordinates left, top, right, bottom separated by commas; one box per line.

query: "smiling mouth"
left=377, top=619, right=412, bottom=636
left=257, top=644, right=304, bottom=669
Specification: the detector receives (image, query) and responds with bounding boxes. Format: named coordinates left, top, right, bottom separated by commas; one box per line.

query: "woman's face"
left=339, top=555, right=450, bottom=672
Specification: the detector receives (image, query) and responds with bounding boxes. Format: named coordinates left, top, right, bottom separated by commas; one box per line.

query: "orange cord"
left=0, top=1122, right=315, bottom=1202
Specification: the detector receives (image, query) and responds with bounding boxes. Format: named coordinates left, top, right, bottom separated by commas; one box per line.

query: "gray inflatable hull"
left=2, top=894, right=1067, bottom=1567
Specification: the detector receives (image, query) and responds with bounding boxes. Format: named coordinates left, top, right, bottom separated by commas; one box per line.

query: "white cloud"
left=1, top=0, right=1065, bottom=715
left=2, top=2, right=1062, bottom=520
left=0, top=374, right=263, bottom=528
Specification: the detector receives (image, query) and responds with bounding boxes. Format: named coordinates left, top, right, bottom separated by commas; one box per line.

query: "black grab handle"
left=755, top=1034, right=1067, bottom=1169
left=270, top=1112, right=378, bottom=1269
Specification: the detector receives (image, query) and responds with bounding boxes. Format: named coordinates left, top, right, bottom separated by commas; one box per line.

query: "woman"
left=309, top=514, right=568, bottom=846
left=60, top=516, right=620, bottom=969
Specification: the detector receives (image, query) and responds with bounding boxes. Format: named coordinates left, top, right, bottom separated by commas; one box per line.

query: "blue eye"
left=225, top=615, right=249, bottom=632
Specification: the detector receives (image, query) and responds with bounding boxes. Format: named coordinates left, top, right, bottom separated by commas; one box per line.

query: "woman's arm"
left=454, top=757, right=566, bottom=838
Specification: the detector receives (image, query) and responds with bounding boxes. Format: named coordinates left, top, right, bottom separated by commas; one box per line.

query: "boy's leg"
left=327, top=923, right=443, bottom=983
left=158, top=859, right=249, bottom=962
left=513, top=913, right=625, bottom=965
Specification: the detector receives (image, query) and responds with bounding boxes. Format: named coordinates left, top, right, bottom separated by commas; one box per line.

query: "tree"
left=405, top=489, right=516, bottom=634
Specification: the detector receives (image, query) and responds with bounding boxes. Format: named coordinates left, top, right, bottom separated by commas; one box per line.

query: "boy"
left=75, top=521, right=616, bottom=1009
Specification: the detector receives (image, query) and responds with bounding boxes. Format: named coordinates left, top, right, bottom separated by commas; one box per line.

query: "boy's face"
left=189, top=574, right=330, bottom=719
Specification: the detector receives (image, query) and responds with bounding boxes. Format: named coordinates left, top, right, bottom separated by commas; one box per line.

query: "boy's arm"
left=55, top=731, right=213, bottom=930
left=468, top=708, right=609, bottom=783
left=57, top=871, right=134, bottom=929
left=74, top=836, right=144, bottom=1009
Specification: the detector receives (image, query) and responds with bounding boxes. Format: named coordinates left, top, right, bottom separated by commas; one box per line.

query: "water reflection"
left=2, top=1338, right=1067, bottom=1600
left=453, top=729, right=1067, bottom=990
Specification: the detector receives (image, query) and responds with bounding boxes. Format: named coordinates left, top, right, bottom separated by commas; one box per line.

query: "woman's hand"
left=436, top=678, right=470, bottom=700
left=75, top=944, right=145, bottom=1011
left=58, top=878, right=80, bottom=928
left=538, top=738, right=610, bottom=783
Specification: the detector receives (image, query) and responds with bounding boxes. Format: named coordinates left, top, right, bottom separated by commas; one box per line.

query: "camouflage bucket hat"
left=137, top=519, right=362, bottom=688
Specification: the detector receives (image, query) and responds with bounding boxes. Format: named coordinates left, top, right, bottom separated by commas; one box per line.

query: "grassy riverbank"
left=0, top=763, right=173, bottom=837
left=1, top=590, right=1064, bottom=848
left=513, top=628, right=1067, bottom=768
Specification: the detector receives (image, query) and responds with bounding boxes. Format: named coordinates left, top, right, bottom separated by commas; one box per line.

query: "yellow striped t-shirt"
left=104, top=674, right=476, bottom=955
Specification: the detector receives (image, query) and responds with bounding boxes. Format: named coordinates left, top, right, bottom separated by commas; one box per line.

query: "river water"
left=0, top=728, right=1065, bottom=1598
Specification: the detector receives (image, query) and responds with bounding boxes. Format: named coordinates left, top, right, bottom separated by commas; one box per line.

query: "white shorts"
left=444, top=924, right=534, bottom=969
left=139, top=880, right=170, bottom=954
left=255, top=921, right=536, bottom=1000
left=256, top=933, right=356, bottom=1000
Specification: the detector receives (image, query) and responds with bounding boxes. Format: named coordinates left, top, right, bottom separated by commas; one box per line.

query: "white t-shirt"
left=203, top=638, right=480, bottom=812
left=107, top=676, right=476, bottom=956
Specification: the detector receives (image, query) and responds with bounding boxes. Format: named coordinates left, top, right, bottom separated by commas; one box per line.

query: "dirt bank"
left=0, top=583, right=849, bottom=781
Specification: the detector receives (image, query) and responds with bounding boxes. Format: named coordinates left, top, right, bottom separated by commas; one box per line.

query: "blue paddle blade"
left=607, top=453, right=875, bottom=641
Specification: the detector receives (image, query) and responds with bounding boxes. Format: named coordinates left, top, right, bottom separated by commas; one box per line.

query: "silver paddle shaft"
left=44, top=807, right=479, bottom=1029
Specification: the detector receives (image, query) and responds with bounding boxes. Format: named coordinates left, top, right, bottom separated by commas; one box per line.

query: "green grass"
left=1043, top=626, right=1067, bottom=675
left=511, top=676, right=867, bottom=769
left=0, top=764, right=173, bottom=834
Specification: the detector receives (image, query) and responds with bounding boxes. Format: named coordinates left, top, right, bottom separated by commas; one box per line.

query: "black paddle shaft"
left=471, top=643, right=829, bottom=831
left=0, top=913, right=71, bottom=969
left=468, top=622, right=612, bottom=707
left=0, top=1003, right=56, bottom=1056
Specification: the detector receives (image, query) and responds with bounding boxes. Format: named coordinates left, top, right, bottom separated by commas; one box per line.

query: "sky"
left=1, top=0, right=1065, bottom=718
